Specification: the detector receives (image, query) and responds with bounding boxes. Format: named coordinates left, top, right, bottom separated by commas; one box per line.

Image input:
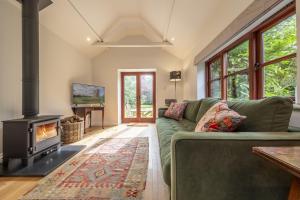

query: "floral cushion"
left=164, top=102, right=188, bottom=121
left=195, top=101, right=246, bottom=132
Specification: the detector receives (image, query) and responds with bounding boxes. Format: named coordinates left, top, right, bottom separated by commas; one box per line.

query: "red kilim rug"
left=21, top=137, right=149, bottom=200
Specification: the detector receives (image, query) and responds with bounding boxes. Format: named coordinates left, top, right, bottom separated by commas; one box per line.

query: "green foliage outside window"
left=211, top=80, right=221, bottom=98
left=263, top=15, right=297, bottom=62
left=124, top=76, right=137, bottom=117
left=264, top=58, right=296, bottom=97
left=227, top=74, right=249, bottom=100
left=263, top=14, right=297, bottom=97
left=210, top=59, right=221, bottom=80
left=227, top=41, right=249, bottom=100
left=227, top=41, right=249, bottom=74
left=224, top=14, right=297, bottom=99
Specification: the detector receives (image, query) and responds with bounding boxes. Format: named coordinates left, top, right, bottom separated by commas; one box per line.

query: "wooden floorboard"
left=0, top=124, right=169, bottom=200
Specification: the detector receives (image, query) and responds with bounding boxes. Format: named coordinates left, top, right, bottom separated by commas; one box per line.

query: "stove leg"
left=22, top=157, right=34, bottom=167
left=2, top=158, right=9, bottom=168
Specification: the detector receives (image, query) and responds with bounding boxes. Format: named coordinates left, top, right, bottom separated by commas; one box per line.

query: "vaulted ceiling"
left=16, top=0, right=255, bottom=59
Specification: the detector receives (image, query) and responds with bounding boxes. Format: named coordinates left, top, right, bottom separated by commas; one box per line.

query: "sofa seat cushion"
left=227, top=97, right=293, bottom=132
left=156, top=117, right=196, bottom=185
left=157, top=118, right=196, bottom=132
left=183, top=100, right=202, bottom=122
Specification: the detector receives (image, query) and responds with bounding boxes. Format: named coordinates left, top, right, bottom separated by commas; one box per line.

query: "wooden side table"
left=72, top=106, right=104, bottom=132
left=253, top=147, right=300, bottom=200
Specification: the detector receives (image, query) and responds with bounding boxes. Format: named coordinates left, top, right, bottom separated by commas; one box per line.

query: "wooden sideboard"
left=72, top=106, right=104, bottom=132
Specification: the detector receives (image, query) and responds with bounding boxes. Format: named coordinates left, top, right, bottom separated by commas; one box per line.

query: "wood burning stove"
left=2, top=0, right=60, bottom=168
left=3, top=116, right=61, bottom=167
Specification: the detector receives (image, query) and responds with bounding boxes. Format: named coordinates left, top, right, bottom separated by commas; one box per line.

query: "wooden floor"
left=0, top=124, right=169, bottom=200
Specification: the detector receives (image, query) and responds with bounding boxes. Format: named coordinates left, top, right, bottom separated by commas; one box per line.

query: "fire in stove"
left=36, top=122, right=58, bottom=143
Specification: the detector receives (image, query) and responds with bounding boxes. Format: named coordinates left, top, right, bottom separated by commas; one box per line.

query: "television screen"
left=72, top=83, right=105, bottom=105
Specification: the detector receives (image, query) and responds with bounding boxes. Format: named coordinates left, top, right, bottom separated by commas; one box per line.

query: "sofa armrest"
left=158, top=107, right=168, bottom=118
left=288, top=126, right=300, bottom=132
left=171, top=132, right=300, bottom=200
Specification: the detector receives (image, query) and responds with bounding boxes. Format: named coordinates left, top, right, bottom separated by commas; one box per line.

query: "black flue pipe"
left=22, top=0, right=39, bottom=118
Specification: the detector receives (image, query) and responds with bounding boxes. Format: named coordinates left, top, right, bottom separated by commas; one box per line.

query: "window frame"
left=255, top=6, right=297, bottom=99
left=206, top=34, right=251, bottom=99
left=206, top=55, right=223, bottom=98
left=205, top=2, right=296, bottom=100
left=224, top=39, right=250, bottom=100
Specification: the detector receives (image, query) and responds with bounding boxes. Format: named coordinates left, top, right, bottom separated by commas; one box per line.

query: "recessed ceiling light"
left=171, top=37, right=175, bottom=41
left=86, top=37, right=91, bottom=42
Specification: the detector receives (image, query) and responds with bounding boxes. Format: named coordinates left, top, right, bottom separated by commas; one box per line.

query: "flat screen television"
left=72, top=83, right=105, bottom=106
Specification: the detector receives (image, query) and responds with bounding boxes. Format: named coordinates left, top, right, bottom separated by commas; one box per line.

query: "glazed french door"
left=121, top=72, right=156, bottom=123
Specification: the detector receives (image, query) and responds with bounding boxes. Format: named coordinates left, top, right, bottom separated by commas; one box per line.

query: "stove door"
left=32, top=119, right=60, bottom=154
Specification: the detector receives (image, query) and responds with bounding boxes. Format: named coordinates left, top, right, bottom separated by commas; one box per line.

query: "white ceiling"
left=15, top=0, right=255, bottom=60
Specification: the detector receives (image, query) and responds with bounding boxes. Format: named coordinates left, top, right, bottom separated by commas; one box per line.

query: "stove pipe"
left=22, top=0, right=39, bottom=118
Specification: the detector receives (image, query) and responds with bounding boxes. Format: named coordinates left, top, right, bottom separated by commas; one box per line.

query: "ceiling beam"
left=93, top=41, right=173, bottom=48
left=163, top=0, right=176, bottom=41
left=67, top=0, right=104, bottom=42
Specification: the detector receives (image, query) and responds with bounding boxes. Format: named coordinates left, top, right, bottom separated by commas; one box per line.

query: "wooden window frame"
left=206, top=56, right=223, bottom=98
left=224, top=39, right=250, bottom=100
left=205, top=2, right=296, bottom=100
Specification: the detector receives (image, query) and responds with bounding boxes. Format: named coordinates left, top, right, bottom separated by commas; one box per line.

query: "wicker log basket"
left=61, top=116, right=84, bottom=144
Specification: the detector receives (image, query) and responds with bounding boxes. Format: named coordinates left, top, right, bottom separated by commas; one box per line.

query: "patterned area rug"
left=21, top=137, right=149, bottom=200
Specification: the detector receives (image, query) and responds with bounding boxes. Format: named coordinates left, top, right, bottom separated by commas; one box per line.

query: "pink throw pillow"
left=164, top=102, right=188, bottom=121
left=195, top=101, right=246, bottom=132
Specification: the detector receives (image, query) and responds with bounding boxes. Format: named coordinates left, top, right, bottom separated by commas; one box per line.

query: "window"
left=226, top=40, right=250, bottom=100
left=207, top=58, right=222, bottom=98
left=206, top=3, right=296, bottom=101
left=260, top=14, right=297, bottom=98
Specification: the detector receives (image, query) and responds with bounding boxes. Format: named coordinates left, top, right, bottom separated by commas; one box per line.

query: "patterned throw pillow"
left=195, top=101, right=246, bottom=132
left=164, top=102, right=188, bottom=121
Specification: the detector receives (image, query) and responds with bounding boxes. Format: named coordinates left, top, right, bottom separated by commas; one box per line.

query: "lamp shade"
left=170, top=71, right=181, bottom=81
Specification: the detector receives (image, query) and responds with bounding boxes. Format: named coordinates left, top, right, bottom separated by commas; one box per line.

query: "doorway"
left=121, top=72, right=156, bottom=123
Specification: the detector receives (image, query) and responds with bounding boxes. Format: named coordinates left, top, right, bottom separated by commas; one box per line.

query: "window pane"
left=227, top=40, right=249, bottom=74
left=211, top=80, right=221, bottom=98
left=264, top=58, right=296, bottom=97
left=263, top=14, right=296, bottom=62
left=227, top=74, right=249, bottom=100
left=140, top=74, right=154, bottom=118
left=124, top=76, right=137, bottom=118
left=210, top=59, right=221, bottom=79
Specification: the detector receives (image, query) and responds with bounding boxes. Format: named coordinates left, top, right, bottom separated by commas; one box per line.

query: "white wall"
left=39, top=26, right=92, bottom=115
left=197, top=63, right=206, bottom=99
left=182, top=59, right=197, bottom=100
left=0, top=1, right=93, bottom=154
left=92, top=36, right=183, bottom=126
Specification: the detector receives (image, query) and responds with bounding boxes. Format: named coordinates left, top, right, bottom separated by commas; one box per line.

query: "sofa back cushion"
left=183, top=100, right=202, bottom=122
left=195, top=98, right=220, bottom=122
left=227, top=97, right=293, bottom=132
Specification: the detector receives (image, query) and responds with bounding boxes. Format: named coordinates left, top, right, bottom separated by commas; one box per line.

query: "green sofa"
left=156, top=97, right=300, bottom=200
